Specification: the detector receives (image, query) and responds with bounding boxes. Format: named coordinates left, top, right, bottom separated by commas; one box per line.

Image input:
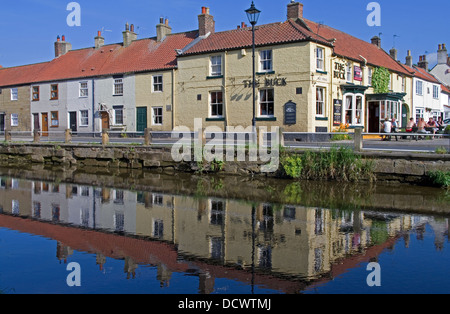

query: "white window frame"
left=368, top=67, right=373, bottom=86
left=316, top=47, right=325, bottom=72
left=316, top=86, right=326, bottom=116
left=79, top=81, right=88, bottom=98
left=11, top=88, right=18, bottom=101
left=152, top=75, right=163, bottom=92
left=259, top=88, right=275, bottom=117
left=79, top=110, right=89, bottom=126
left=210, top=55, right=222, bottom=76
left=346, top=62, right=352, bottom=82
left=416, top=80, right=423, bottom=96
left=113, top=106, right=124, bottom=125
left=259, top=50, right=273, bottom=72
left=433, top=85, right=439, bottom=99
left=113, top=78, right=124, bottom=96
left=11, top=114, right=19, bottom=127
left=210, top=91, right=224, bottom=118
left=401, top=76, right=406, bottom=93
left=343, top=93, right=364, bottom=126
left=152, top=107, right=163, bottom=125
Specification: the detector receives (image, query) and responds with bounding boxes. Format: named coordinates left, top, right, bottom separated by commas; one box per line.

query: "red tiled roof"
left=0, top=62, right=49, bottom=87
left=442, top=84, right=450, bottom=94
left=182, top=19, right=332, bottom=56
left=303, top=19, right=413, bottom=76
left=0, top=31, right=198, bottom=87
left=404, top=64, right=442, bottom=84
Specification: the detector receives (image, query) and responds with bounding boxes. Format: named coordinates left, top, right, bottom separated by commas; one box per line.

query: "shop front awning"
left=366, top=92, right=406, bottom=102
left=341, top=84, right=369, bottom=94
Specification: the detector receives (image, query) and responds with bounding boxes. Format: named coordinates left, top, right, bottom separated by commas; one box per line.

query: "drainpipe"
left=172, top=68, right=176, bottom=130
left=224, top=51, right=228, bottom=129
left=92, top=79, right=95, bottom=134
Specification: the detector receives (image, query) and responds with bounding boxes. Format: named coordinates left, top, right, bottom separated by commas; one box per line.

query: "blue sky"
left=0, top=0, right=448, bottom=68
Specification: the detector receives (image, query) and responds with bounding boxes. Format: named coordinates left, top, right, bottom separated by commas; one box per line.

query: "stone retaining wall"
left=0, top=143, right=448, bottom=184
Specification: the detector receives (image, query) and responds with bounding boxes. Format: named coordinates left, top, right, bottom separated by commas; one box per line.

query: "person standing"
left=381, top=118, right=392, bottom=141
left=391, top=118, right=399, bottom=141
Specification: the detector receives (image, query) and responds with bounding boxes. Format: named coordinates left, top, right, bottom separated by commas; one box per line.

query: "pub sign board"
left=284, top=101, right=297, bottom=125
left=333, top=99, right=343, bottom=126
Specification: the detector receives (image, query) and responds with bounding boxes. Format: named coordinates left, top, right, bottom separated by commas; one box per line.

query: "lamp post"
left=246, top=1, right=261, bottom=131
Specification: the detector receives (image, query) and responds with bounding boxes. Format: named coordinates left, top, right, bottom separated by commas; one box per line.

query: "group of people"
left=381, top=116, right=444, bottom=141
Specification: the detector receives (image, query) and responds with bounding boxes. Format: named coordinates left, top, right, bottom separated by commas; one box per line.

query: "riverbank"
left=0, top=143, right=448, bottom=186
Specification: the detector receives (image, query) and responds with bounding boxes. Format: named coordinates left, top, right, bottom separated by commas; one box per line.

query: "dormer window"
left=316, top=47, right=325, bottom=71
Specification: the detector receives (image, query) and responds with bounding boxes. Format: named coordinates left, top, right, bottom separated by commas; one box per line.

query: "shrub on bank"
left=280, top=146, right=375, bottom=182
left=427, top=170, right=450, bottom=189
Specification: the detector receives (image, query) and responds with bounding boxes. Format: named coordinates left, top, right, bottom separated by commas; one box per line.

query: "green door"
left=136, top=107, right=147, bottom=134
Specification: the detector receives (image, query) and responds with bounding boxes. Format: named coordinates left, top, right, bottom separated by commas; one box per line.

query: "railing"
left=1, top=128, right=449, bottom=153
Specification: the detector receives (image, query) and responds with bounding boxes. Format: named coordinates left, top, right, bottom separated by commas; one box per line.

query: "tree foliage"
left=372, top=67, right=390, bottom=94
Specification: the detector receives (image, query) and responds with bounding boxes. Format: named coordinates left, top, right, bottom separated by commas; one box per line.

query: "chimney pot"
left=198, top=7, right=215, bottom=37
left=130, top=24, right=134, bottom=32
left=55, top=35, right=71, bottom=57
left=62, top=35, right=66, bottom=42
left=160, top=17, right=164, bottom=24
left=156, top=17, right=172, bottom=42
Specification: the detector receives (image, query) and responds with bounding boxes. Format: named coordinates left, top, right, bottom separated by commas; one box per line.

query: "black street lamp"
left=246, top=1, right=261, bottom=129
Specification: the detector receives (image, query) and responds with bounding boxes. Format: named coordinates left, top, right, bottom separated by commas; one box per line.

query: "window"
left=210, top=200, right=225, bottom=225
left=416, top=81, right=423, bottom=95
left=113, top=106, right=124, bottom=125
left=210, top=91, right=223, bottom=117
left=11, top=88, right=18, bottom=101
left=415, top=108, right=424, bottom=122
left=152, top=107, right=163, bottom=125
left=259, top=89, right=274, bottom=117
left=32, top=86, right=40, bottom=101
left=259, top=50, right=273, bottom=72
left=51, top=111, right=59, bottom=127
left=153, top=219, right=164, bottom=239
left=433, top=85, right=439, bottom=99
left=316, top=47, right=324, bottom=71
left=316, top=87, right=325, bottom=116
left=368, top=67, right=373, bottom=86
left=401, top=76, right=406, bottom=93
left=80, top=110, right=89, bottom=126
left=79, top=82, right=88, bottom=97
left=344, top=94, right=364, bottom=125
left=11, top=114, right=19, bottom=127
left=114, top=78, right=124, bottom=95
left=153, top=75, right=163, bottom=92
left=210, top=55, right=222, bottom=76
left=12, top=200, right=19, bottom=215
left=346, top=63, right=352, bottom=82
left=50, top=84, right=58, bottom=100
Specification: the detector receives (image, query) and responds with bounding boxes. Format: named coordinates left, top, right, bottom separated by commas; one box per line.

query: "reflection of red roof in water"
left=0, top=214, right=401, bottom=293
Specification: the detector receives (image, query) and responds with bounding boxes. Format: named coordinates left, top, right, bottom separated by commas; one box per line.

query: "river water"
left=0, top=166, right=449, bottom=294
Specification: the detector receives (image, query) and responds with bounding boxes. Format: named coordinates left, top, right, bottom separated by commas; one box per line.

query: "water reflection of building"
left=0, top=177, right=448, bottom=293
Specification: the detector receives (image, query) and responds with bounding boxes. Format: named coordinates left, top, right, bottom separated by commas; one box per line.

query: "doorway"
left=0, top=114, right=5, bottom=132
left=368, top=101, right=380, bottom=133
left=69, top=112, right=77, bottom=134
left=101, top=112, right=110, bottom=130
left=136, top=107, right=148, bottom=134
left=42, top=113, right=49, bottom=137
left=33, top=113, right=40, bottom=131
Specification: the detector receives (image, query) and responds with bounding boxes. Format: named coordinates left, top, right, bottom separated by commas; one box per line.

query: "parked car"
left=442, top=118, right=450, bottom=127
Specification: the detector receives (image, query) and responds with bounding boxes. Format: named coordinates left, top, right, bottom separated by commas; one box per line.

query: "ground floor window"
left=415, top=108, right=424, bottom=123
left=210, top=91, right=223, bottom=117
left=51, top=111, right=59, bottom=127
left=113, top=106, right=124, bottom=125
left=343, top=94, right=364, bottom=125
left=316, top=87, right=326, bottom=116
left=80, top=110, right=89, bottom=126
left=259, top=88, right=274, bottom=117
left=10, top=114, right=19, bottom=127
left=152, top=107, right=163, bottom=125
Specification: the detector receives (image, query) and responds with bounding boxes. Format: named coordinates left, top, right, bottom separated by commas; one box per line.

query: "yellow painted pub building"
left=174, top=2, right=414, bottom=133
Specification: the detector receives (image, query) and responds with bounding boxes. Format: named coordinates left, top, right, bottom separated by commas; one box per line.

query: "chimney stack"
left=54, top=35, right=72, bottom=58
left=95, top=31, right=105, bottom=49
left=123, top=22, right=137, bottom=47
left=405, top=50, right=413, bottom=67
left=437, top=43, right=448, bottom=65
left=198, top=7, right=215, bottom=37
left=287, top=1, right=304, bottom=20
left=389, top=47, right=397, bottom=61
left=371, top=36, right=381, bottom=48
left=417, top=55, right=429, bottom=70
left=157, top=17, right=172, bottom=42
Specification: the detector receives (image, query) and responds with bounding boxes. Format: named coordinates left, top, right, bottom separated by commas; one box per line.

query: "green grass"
left=280, top=146, right=375, bottom=182
left=427, top=170, right=450, bottom=189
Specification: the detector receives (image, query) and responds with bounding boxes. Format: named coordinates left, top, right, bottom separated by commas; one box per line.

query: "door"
left=368, top=102, right=380, bottom=133
left=69, top=112, right=77, bottom=133
left=136, top=107, right=148, bottom=134
left=42, top=113, right=49, bottom=137
left=401, top=104, right=409, bottom=129
left=33, top=113, right=40, bottom=131
left=101, top=112, right=110, bottom=130
left=0, top=114, right=5, bottom=132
